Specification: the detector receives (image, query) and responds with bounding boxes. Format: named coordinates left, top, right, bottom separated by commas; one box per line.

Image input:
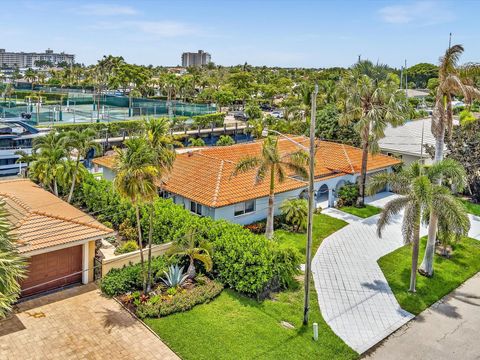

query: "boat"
left=0, top=119, right=47, bottom=176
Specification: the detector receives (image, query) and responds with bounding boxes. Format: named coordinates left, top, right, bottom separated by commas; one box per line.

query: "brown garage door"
left=21, top=245, right=83, bottom=297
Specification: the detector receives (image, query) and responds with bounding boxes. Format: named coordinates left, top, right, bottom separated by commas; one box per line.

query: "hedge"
left=136, top=280, right=223, bottom=318
left=78, top=176, right=301, bottom=297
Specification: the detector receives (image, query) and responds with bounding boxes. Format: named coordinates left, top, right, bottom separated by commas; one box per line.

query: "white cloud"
left=77, top=4, right=138, bottom=16
left=88, top=20, right=198, bottom=37
left=378, top=1, right=454, bottom=25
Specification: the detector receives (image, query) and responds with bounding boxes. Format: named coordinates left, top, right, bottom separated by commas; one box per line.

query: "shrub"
left=114, top=240, right=139, bottom=255
left=100, top=256, right=169, bottom=296
left=336, top=182, right=359, bottom=207
left=136, top=280, right=223, bottom=318
left=216, top=135, right=235, bottom=146
left=243, top=215, right=285, bottom=234
left=280, top=198, right=308, bottom=232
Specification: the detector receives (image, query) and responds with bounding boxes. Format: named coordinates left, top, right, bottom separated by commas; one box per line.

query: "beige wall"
left=88, top=240, right=95, bottom=283
left=101, top=243, right=171, bottom=276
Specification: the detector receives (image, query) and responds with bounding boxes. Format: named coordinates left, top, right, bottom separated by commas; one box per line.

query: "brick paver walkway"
left=314, top=192, right=480, bottom=354
left=0, top=284, right=179, bottom=360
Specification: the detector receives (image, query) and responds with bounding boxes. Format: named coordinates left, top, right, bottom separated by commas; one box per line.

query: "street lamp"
left=263, top=83, right=319, bottom=326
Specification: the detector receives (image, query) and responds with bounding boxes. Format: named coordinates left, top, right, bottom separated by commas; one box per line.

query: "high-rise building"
left=181, top=50, right=211, bottom=67
left=0, top=49, right=75, bottom=68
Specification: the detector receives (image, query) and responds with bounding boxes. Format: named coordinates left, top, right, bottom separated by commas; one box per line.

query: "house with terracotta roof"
left=0, top=179, right=114, bottom=297
left=92, top=137, right=401, bottom=225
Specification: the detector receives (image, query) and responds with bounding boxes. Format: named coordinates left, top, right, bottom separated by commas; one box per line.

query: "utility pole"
left=448, top=32, right=452, bottom=49
left=303, top=83, right=318, bottom=326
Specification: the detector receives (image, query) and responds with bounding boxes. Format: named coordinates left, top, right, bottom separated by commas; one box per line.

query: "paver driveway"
left=0, top=284, right=179, bottom=360
left=315, top=192, right=480, bottom=354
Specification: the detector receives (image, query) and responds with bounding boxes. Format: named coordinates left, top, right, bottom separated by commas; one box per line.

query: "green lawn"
left=460, top=199, right=480, bottom=216
left=145, top=281, right=357, bottom=360
left=338, top=205, right=382, bottom=218
left=274, top=213, right=348, bottom=255
left=378, top=236, right=480, bottom=315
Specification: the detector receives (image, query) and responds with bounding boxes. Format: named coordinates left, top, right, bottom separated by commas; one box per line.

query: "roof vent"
left=188, top=151, right=194, bottom=157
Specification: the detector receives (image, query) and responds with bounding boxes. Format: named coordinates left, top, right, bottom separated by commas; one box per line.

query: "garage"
left=21, top=245, right=83, bottom=297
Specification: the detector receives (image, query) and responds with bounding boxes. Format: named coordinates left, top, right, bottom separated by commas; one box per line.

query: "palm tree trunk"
left=265, top=166, right=275, bottom=239
left=67, top=156, right=80, bottom=203
left=187, top=257, right=196, bottom=279
left=409, top=220, right=421, bottom=292
left=135, top=204, right=146, bottom=292
left=357, top=140, right=369, bottom=207
left=146, top=204, right=154, bottom=292
left=53, top=178, right=58, bottom=196
left=419, top=126, right=446, bottom=276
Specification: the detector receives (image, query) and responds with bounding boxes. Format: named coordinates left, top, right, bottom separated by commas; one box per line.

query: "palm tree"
left=113, top=137, right=159, bottom=292
left=167, top=230, right=213, bottom=279
left=367, top=160, right=470, bottom=292
left=420, top=44, right=480, bottom=276
left=337, top=74, right=408, bottom=207
left=0, top=201, right=26, bottom=318
left=280, top=198, right=308, bottom=232
left=144, top=118, right=176, bottom=291
left=188, top=138, right=206, bottom=147
left=14, top=150, right=36, bottom=178
left=65, top=129, right=101, bottom=203
left=32, top=132, right=67, bottom=196
left=233, top=136, right=308, bottom=239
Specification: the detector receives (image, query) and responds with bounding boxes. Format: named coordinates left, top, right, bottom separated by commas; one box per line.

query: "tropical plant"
left=421, top=44, right=480, bottom=277
left=144, top=117, right=176, bottom=292
left=188, top=137, right=206, bottom=147
left=14, top=150, right=36, bottom=178
left=280, top=198, right=308, bottom=232
left=113, top=137, right=159, bottom=292
left=233, top=136, right=308, bottom=239
left=167, top=230, right=213, bottom=279
left=216, top=135, right=235, bottom=146
left=31, top=131, right=67, bottom=196
left=0, top=201, right=26, bottom=318
left=367, top=160, right=470, bottom=292
left=337, top=74, right=408, bottom=206
left=65, top=129, right=101, bottom=203
left=161, top=265, right=189, bottom=288
left=336, top=182, right=360, bottom=207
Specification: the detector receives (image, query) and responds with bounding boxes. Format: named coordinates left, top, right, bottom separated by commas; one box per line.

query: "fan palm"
left=0, top=201, right=26, bottom=318
left=367, top=160, right=470, bottom=292
left=144, top=118, right=176, bottom=291
left=337, top=74, right=407, bottom=207
left=113, top=137, right=159, bottom=292
left=420, top=45, right=480, bottom=276
left=233, top=136, right=308, bottom=239
left=65, top=129, right=101, bottom=203
left=167, top=230, right=213, bottom=279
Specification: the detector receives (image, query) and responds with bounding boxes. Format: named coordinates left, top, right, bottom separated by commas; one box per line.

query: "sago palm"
left=167, top=230, right=213, bottom=279
left=233, top=136, right=308, bottom=239
left=367, top=160, right=469, bottom=292
left=0, top=201, right=26, bottom=318
left=337, top=74, right=407, bottom=207
left=113, top=137, right=159, bottom=292
left=421, top=44, right=480, bottom=276
left=65, top=129, right=101, bottom=203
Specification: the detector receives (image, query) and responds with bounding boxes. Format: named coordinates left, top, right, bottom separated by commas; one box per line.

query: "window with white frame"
left=234, top=200, right=255, bottom=216
left=190, top=201, right=203, bottom=215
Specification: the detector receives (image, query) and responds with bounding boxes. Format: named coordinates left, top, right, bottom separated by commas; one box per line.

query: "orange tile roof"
left=0, top=179, right=115, bottom=254
left=93, top=137, right=400, bottom=208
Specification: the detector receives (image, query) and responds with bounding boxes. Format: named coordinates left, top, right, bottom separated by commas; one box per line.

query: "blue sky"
left=1, top=0, right=479, bottom=68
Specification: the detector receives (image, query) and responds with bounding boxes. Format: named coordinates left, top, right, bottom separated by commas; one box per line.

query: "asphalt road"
left=365, top=272, right=480, bottom=360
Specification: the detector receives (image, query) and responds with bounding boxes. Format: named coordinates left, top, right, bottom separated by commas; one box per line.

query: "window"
left=234, top=200, right=255, bottom=216
left=190, top=201, right=203, bottom=215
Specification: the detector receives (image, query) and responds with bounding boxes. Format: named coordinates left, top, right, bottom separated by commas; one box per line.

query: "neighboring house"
left=379, top=118, right=443, bottom=166
left=0, top=179, right=114, bottom=297
left=92, top=137, right=401, bottom=225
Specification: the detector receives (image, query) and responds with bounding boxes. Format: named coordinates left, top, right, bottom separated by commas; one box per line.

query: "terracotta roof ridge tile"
left=211, top=160, right=224, bottom=207
left=30, top=210, right=112, bottom=233
left=195, top=152, right=235, bottom=164
left=341, top=143, right=356, bottom=174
